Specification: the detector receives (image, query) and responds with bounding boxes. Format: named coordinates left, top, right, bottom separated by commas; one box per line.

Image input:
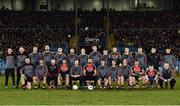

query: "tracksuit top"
left=16, top=54, right=26, bottom=67
left=120, top=65, right=131, bottom=76
left=121, top=54, right=133, bottom=66
left=97, top=65, right=109, bottom=78
left=162, top=54, right=176, bottom=66
left=67, top=54, right=78, bottom=67
left=70, top=66, right=82, bottom=76
left=54, top=53, right=66, bottom=65
left=5, top=54, right=15, bottom=69
left=161, top=68, right=173, bottom=79
left=101, top=55, right=110, bottom=66
left=36, top=64, right=48, bottom=77
left=135, top=53, right=147, bottom=67
left=79, top=54, right=88, bottom=67
left=42, top=51, right=52, bottom=65
left=89, top=51, right=102, bottom=66
left=109, top=66, right=121, bottom=78
left=29, top=52, right=41, bottom=66
left=20, top=63, right=35, bottom=78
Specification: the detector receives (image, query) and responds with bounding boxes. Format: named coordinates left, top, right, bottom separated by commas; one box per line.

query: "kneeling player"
left=97, top=60, right=109, bottom=89
left=34, top=59, right=48, bottom=89
left=120, top=59, right=132, bottom=88
left=108, top=60, right=120, bottom=89
left=83, top=58, right=97, bottom=87
left=70, top=60, right=83, bottom=88
left=145, top=65, right=158, bottom=87
left=58, top=59, right=69, bottom=88
left=47, top=59, right=58, bottom=89
left=131, top=61, right=146, bottom=88
left=20, top=58, right=36, bottom=90
left=158, top=63, right=176, bottom=89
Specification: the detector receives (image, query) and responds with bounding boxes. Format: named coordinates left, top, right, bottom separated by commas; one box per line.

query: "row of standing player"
left=4, top=45, right=177, bottom=89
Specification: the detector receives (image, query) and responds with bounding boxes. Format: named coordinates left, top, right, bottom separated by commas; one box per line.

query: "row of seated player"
left=3, top=45, right=177, bottom=90
left=3, top=57, right=176, bottom=90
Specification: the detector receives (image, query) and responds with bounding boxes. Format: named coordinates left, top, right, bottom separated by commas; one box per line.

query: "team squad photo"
left=0, top=0, right=180, bottom=105
left=3, top=45, right=177, bottom=90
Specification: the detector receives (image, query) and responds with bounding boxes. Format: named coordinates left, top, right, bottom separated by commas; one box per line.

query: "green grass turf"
left=0, top=75, right=179, bottom=105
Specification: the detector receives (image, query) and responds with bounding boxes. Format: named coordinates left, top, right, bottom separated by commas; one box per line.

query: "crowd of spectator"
left=0, top=11, right=179, bottom=29
left=0, top=10, right=179, bottom=59
left=0, top=29, right=69, bottom=56
left=110, top=11, right=180, bottom=29
left=114, top=29, right=180, bottom=60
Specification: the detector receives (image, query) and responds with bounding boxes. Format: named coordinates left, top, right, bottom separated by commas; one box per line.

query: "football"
left=72, top=85, right=78, bottom=90
left=88, top=85, right=94, bottom=91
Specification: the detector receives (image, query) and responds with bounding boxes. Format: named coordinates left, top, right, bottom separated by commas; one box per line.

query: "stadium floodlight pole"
left=47, top=0, right=49, bottom=11
left=1, top=0, right=4, bottom=7
left=11, top=0, right=14, bottom=10
left=75, top=0, right=78, bottom=37
left=137, top=0, right=139, bottom=11
left=107, top=0, right=110, bottom=37
left=74, top=0, right=79, bottom=52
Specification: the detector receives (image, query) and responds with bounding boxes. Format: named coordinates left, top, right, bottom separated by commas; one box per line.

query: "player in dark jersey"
left=89, top=45, right=102, bottom=67
left=66, top=48, right=78, bottom=68
left=42, top=45, right=53, bottom=67
left=145, top=65, right=158, bottom=87
left=54, top=48, right=66, bottom=66
left=97, top=60, right=109, bottom=89
left=5, top=48, right=15, bottom=88
left=83, top=58, right=97, bottom=87
left=29, top=46, right=41, bottom=67
left=16, top=47, right=26, bottom=88
left=108, top=60, right=121, bottom=89
left=158, top=63, right=176, bottom=89
left=147, top=48, right=161, bottom=71
left=131, top=61, right=146, bottom=88
left=101, top=49, right=110, bottom=66
left=121, top=48, right=133, bottom=66
left=70, top=60, right=83, bottom=88
left=120, top=59, right=132, bottom=88
left=109, top=47, right=121, bottom=66
left=135, top=47, right=147, bottom=71
left=47, top=59, right=58, bottom=89
left=79, top=48, right=88, bottom=67
left=20, top=58, right=36, bottom=90
left=34, top=59, right=48, bottom=89
left=58, top=59, right=69, bottom=88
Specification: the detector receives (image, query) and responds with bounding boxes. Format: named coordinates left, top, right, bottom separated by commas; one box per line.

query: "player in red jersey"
left=83, top=58, right=97, bottom=87
left=58, top=59, right=69, bottom=88
left=145, top=65, right=158, bottom=87
left=131, top=61, right=146, bottom=88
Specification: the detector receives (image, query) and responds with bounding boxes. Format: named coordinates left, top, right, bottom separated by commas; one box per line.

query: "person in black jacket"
left=158, top=63, right=176, bottom=89
left=47, top=59, right=58, bottom=89
left=147, top=48, right=161, bottom=71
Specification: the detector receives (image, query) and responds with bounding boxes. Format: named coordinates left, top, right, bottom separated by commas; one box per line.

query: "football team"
left=4, top=45, right=177, bottom=90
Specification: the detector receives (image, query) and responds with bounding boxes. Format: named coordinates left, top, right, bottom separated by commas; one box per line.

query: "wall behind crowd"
left=0, top=0, right=177, bottom=11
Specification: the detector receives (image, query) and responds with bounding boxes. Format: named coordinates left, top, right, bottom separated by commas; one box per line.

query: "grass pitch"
left=0, top=75, right=179, bottom=105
